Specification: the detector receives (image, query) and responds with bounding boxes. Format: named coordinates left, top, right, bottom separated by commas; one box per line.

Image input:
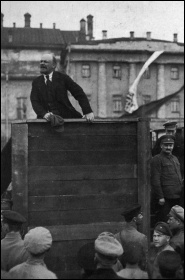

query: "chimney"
left=173, top=33, right=178, bottom=43
left=79, top=19, right=86, bottom=42
left=53, top=23, right=56, bottom=29
left=87, top=14, right=93, bottom=40
left=146, top=31, right=151, bottom=40
left=13, top=22, right=16, bottom=28
left=102, top=30, right=107, bottom=39
left=130, top=31, right=134, bottom=39
left=24, top=13, right=31, bottom=28
left=1, top=13, right=4, bottom=27
left=40, top=23, right=43, bottom=29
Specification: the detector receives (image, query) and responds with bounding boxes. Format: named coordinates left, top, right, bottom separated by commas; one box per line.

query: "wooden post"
left=12, top=123, right=28, bottom=221
left=137, top=118, right=151, bottom=240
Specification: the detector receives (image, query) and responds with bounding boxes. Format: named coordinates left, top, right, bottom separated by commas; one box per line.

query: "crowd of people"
left=1, top=202, right=184, bottom=279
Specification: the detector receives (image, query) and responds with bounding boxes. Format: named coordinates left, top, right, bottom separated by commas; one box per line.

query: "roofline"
left=66, top=48, right=184, bottom=55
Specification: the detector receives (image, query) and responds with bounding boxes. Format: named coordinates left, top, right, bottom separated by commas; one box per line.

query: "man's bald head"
left=40, top=53, right=57, bottom=74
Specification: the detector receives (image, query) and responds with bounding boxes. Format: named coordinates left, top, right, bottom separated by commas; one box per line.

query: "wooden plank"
left=28, top=207, right=137, bottom=226
left=28, top=178, right=137, bottom=196
left=28, top=222, right=126, bottom=241
left=28, top=193, right=138, bottom=211
left=137, top=119, right=151, bottom=239
left=12, top=124, right=28, bottom=220
left=28, top=164, right=137, bottom=181
left=28, top=122, right=137, bottom=137
left=29, top=150, right=137, bottom=166
left=28, top=135, right=137, bottom=151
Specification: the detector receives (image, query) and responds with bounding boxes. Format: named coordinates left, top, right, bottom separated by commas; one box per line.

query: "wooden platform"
left=11, top=119, right=151, bottom=279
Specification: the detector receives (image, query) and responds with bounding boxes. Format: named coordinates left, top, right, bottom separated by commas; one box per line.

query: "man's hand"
left=84, top=112, right=94, bottom=123
left=43, top=112, right=53, bottom=121
left=158, top=198, right=165, bottom=205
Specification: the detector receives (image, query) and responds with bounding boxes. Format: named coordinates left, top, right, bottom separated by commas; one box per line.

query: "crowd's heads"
left=77, top=242, right=96, bottom=277
left=24, top=227, right=52, bottom=255
left=121, top=204, right=143, bottom=224
left=153, top=222, right=172, bottom=247
left=1, top=210, right=26, bottom=233
left=95, top=232, right=123, bottom=267
left=163, top=121, right=177, bottom=135
left=167, top=205, right=184, bottom=231
left=157, top=250, right=182, bottom=279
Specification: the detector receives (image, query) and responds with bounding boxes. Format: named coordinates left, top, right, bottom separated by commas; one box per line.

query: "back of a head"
left=122, top=204, right=141, bottom=222
left=77, top=242, right=96, bottom=273
left=24, top=227, right=52, bottom=256
left=123, top=241, right=143, bottom=265
left=157, top=250, right=182, bottom=279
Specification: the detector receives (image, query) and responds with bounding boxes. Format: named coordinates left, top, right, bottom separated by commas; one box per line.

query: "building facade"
left=65, top=32, right=184, bottom=130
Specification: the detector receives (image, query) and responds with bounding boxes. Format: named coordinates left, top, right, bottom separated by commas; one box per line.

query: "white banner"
left=125, top=50, right=164, bottom=114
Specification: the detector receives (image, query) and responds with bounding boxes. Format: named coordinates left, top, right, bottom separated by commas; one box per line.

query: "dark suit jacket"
left=30, top=71, right=93, bottom=118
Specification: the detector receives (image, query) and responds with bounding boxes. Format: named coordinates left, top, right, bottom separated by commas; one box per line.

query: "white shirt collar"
left=43, top=72, right=53, bottom=83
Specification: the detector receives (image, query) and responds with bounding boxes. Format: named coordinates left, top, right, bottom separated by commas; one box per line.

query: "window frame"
left=112, top=95, right=123, bottom=113
left=112, top=65, right=122, bottom=79
left=82, top=64, right=91, bottom=78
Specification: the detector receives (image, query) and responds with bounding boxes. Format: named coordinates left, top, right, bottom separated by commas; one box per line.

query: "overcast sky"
left=1, top=1, right=184, bottom=42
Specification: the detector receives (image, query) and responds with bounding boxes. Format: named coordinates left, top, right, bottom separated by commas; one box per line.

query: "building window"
left=171, top=98, right=180, bottom=113
left=142, top=95, right=151, bottom=105
left=171, top=67, right=179, bottom=80
left=17, top=97, right=27, bottom=119
left=82, top=64, right=90, bottom=78
left=113, top=95, right=122, bottom=112
left=143, top=67, right=150, bottom=79
left=113, top=65, right=121, bottom=79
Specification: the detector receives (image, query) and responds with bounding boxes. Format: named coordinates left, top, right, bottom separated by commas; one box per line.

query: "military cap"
left=160, top=135, right=175, bottom=144
left=77, top=242, right=96, bottom=271
left=24, top=227, right=52, bottom=255
left=2, top=210, right=26, bottom=224
left=95, top=232, right=123, bottom=258
left=157, top=251, right=181, bottom=275
left=154, top=222, right=172, bottom=237
left=168, top=205, right=184, bottom=222
left=121, top=204, right=141, bottom=219
left=163, top=121, right=177, bottom=129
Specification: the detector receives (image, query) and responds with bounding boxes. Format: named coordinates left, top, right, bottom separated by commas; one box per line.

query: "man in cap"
left=1, top=210, right=29, bottom=272
left=87, top=232, right=123, bottom=279
left=30, top=53, right=94, bottom=122
left=114, top=204, right=148, bottom=270
left=152, top=121, right=177, bottom=157
left=152, top=121, right=184, bottom=178
left=167, top=205, right=184, bottom=260
left=9, top=226, right=57, bottom=279
left=151, top=135, right=183, bottom=222
left=148, top=222, right=174, bottom=279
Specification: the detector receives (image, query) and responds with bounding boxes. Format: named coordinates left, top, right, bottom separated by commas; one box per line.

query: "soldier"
left=148, top=222, right=174, bottom=279
left=114, top=204, right=148, bottom=270
left=152, top=121, right=184, bottom=179
left=1, top=210, right=29, bottom=271
left=152, top=121, right=177, bottom=157
left=167, top=205, right=184, bottom=260
left=151, top=135, right=183, bottom=222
